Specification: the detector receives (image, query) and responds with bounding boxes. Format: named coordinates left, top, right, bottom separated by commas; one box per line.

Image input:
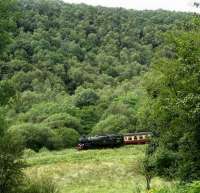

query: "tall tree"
left=142, top=16, right=200, bottom=181
left=0, top=0, right=17, bottom=54
left=0, top=1, right=25, bottom=193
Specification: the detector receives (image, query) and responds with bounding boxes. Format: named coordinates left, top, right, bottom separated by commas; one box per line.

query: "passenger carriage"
left=123, top=132, right=152, bottom=145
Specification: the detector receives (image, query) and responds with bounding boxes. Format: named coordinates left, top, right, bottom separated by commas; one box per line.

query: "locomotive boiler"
left=77, top=134, right=124, bottom=150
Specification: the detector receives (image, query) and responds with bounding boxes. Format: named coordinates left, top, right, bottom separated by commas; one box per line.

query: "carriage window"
left=128, top=137, right=132, bottom=140
left=139, top=136, right=143, bottom=139
left=134, top=136, right=137, bottom=140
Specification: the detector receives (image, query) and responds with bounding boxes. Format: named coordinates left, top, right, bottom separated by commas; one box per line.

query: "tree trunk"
left=146, top=176, right=151, bottom=190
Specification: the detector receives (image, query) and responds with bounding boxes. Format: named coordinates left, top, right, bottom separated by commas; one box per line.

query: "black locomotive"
left=77, top=134, right=124, bottom=150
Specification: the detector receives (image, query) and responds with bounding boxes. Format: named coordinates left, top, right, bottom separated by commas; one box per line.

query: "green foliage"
left=0, top=77, right=23, bottom=193
left=152, top=186, right=186, bottom=193
left=74, top=87, right=99, bottom=107
left=0, top=80, right=15, bottom=106
left=138, top=154, right=156, bottom=190
left=153, top=147, right=177, bottom=179
left=140, top=17, right=200, bottom=181
left=186, top=181, right=200, bottom=193
left=58, top=128, right=80, bottom=148
left=10, top=123, right=62, bottom=151
left=8, top=94, right=83, bottom=150
left=0, top=0, right=17, bottom=54
left=0, top=18, right=24, bottom=193
left=43, top=113, right=81, bottom=132
left=0, top=132, right=25, bottom=193
left=77, top=106, right=100, bottom=134
left=92, top=114, right=131, bottom=134
left=0, top=108, right=7, bottom=137
left=10, top=117, right=80, bottom=151
left=152, top=181, right=200, bottom=193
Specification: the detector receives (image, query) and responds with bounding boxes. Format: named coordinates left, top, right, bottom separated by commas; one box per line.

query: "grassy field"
left=24, top=146, right=171, bottom=193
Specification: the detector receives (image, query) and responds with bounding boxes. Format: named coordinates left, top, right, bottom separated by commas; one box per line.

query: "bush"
left=10, top=123, right=80, bottom=150
left=24, top=126, right=62, bottom=151
left=0, top=131, right=25, bottom=193
left=153, top=148, right=178, bottom=179
left=151, top=182, right=200, bottom=193
left=92, top=115, right=131, bottom=135
left=10, top=123, right=63, bottom=151
left=77, top=106, right=100, bottom=134
left=43, top=113, right=82, bottom=133
left=0, top=80, right=15, bottom=106
left=58, top=128, right=80, bottom=147
left=186, top=181, right=200, bottom=193
left=74, top=88, right=99, bottom=107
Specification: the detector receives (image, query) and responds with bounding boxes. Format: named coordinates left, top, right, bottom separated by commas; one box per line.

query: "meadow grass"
left=24, top=146, right=171, bottom=193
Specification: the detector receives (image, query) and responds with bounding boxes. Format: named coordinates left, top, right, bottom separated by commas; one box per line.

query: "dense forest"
left=0, top=0, right=191, bottom=150
left=0, top=0, right=200, bottom=192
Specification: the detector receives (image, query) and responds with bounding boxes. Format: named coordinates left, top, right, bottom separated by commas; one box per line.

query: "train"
left=77, top=132, right=152, bottom=150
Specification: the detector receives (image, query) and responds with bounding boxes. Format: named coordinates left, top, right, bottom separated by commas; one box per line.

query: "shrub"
left=24, top=126, right=63, bottom=151
left=43, top=113, right=82, bottom=133
left=77, top=106, right=100, bottom=134
left=10, top=123, right=63, bottom=151
left=186, top=181, right=200, bottom=193
left=92, top=115, right=131, bottom=135
left=0, top=131, right=25, bottom=193
left=74, top=88, right=99, bottom=107
left=0, top=80, right=15, bottom=106
left=150, top=183, right=200, bottom=193
left=151, top=147, right=177, bottom=180
left=58, top=128, right=80, bottom=147
left=10, top=123, right=81, bottom=150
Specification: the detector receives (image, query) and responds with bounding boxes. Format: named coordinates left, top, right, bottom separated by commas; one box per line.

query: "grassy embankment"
left=24, top=146, right=172, bottom=193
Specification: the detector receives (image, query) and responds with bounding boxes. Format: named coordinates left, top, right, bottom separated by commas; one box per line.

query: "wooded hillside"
left=0, top=0, right=191, bottom=151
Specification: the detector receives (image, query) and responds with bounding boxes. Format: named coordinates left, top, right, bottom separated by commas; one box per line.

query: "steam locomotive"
left=77, top=132, right=152, bottom=150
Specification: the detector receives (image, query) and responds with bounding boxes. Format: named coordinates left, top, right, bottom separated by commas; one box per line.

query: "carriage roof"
left=123, top=132, right=152, bottom=136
